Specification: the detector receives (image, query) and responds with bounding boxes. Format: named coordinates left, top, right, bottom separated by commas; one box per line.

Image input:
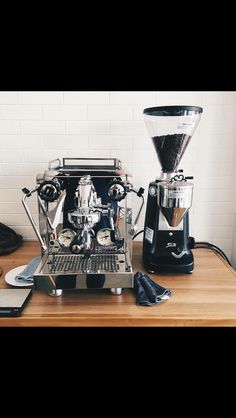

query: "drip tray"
left=41, top=254, right=126, bottom=274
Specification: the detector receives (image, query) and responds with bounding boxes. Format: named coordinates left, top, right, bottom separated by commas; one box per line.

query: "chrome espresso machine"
left=22, top=158, right=144, bottom=296
left=142, top=106, right=203, bottom=274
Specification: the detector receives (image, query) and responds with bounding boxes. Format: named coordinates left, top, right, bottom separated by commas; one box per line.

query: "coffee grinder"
left=142, top=106, right=203, bottom=273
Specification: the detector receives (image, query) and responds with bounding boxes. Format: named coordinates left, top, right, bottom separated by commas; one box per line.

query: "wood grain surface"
left=1, top=241, right=236, bottom=327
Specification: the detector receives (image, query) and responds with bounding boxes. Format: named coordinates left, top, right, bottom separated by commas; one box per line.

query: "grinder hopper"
left=143, top=106, right=203, bottom=226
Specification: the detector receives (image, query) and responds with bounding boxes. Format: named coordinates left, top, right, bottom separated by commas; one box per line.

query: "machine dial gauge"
left=58, top=229, right=76, bottom=247
left=97, top=228, right=113, bottom=246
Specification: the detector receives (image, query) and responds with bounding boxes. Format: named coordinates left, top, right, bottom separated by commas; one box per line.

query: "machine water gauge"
left=58, top=229, right=76, bottom=247
left=97, top=228, right=113, bottom=246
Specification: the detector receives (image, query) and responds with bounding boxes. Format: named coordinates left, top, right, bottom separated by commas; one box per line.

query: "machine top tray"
left=49, top=157, right=123, bottom=172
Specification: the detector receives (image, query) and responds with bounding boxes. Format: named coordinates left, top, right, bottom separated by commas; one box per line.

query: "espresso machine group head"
left=142, top=105, right=203, bottom=274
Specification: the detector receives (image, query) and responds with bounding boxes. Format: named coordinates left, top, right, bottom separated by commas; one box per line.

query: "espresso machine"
left=22, top=158, right=144, bottom=296
left=142, top=106, right=203, bottom=273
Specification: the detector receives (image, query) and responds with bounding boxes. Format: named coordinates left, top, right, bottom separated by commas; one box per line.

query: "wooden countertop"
left=1, top=241, right=236, bottom=326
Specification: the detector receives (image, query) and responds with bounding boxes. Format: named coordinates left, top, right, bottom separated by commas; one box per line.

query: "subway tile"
left=0, top=149, right=24, bottom=163
left=69, top=149, right=111, bottom=158
left=131, top=147, right=155, bottom=163
left=209, top=226, right=234, bottom=239
left=88, top=135, right=132, bottom=150
left=195, top=201, right=236, bottom=213
left=198, top=133, right=236, bottom=148
left=198, top=148, right=236, bottom=164
left=43, top=135, right=89, bottom=149
left=0, top=213, right=33, bottom=226
left=42, top=105, right=87, bottom=120
left=89, top=135, right=113, bottom=149
left=203, top=92, right=236, bottom=105
left=1, top=163, right=47, bottom=175
left=193, top=212, right=235, bottom=226
left=0, top=92, right=18, bottom=104
left=18, top=91, right=63, bottom=104
left=88, top=105, right=132, bottom=120
left=0, top=176, right=35, bottom=189
left=195, top=176, right=236, bottom=189
left=133, top=135, right=156, bottom=151
left=0, top=201, right=37, bottom=214
left=0, top=135, right=43, bottom=148
left=110, top=149, right=133, bottom=164
left=0, top=188, right=27, bottom=202
left=21, top=121, right=65, bottom=134
left=112, top=136, right=132, bottom=150
left=110, top=121, right=147, bottom=135
left=0, top=120, right=20, bottom=134
left=194, top=189, right=219, bottom=203
left=156, top=91, right=203, bottom=106
left=23, top=149, right=69, bottom=163
left=66, top=121, right=110, bottom=135
left=64, top=92, right=109, bottom=104
left=110, top=92, right=156, bottom=105
left=201, top=105, right=236, bottom=134
left=133, top=106, right=149, bottom=120
left=0, top=105, right=42, bottom=120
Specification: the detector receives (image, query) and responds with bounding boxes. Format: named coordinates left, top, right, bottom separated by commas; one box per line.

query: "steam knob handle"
left=38, top=181, right=61, bottom=202
left=107, top=178, right=127, bottom=201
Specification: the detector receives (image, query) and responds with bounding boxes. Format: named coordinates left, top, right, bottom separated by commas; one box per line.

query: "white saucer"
left=5, top=265, right=34, bottom=287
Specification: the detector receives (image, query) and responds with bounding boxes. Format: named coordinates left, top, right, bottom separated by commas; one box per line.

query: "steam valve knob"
left=107, top=178, right=127, bottom=202
left=38, top=181, right=61, bottom=202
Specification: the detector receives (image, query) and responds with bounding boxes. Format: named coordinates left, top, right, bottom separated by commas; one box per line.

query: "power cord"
left=132, top=230, right=144, bottom=240
left=193, top=240, right=232, bottom=267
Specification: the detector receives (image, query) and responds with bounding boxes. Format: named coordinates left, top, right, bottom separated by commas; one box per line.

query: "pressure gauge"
left=97, top=228, right=113, bottom=246
left=58, top=229, right=76, bottom=247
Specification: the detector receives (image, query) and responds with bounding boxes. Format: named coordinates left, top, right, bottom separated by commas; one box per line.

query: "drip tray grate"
left=47, top=254, right=123, bottom=274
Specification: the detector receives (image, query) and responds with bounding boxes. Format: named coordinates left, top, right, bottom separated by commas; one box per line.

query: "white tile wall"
left=0, top=91, right=236, bottom=263
left=0, top=92, right=17, bottom=104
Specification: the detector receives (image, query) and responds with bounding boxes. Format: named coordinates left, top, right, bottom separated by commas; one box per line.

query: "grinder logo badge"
left=149, top=186, right=157, bottom=197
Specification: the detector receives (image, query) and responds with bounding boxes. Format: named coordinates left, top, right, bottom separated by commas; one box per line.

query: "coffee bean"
left=152, top=134, right=191, bottom=172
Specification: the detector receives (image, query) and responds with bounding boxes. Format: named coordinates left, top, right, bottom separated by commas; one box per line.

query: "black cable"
left=195, top=244, right=228, bottom=263
left=131, top=231, right=232, bottom=266
left=132, top=230, right=144, bottom=240
left=194, top=241, right=232, bottom=266
left=195, top=242, right=229, bottom=261
left=195, top=244, right=229, bottom=264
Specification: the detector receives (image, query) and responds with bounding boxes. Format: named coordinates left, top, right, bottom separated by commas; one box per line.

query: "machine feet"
left=49, top=289, right=63, bottom=297
left=110, top=287, right=123, bottom=295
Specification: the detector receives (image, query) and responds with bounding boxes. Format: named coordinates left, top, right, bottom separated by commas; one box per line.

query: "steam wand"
left=128, top=187, right=145, bottom=236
